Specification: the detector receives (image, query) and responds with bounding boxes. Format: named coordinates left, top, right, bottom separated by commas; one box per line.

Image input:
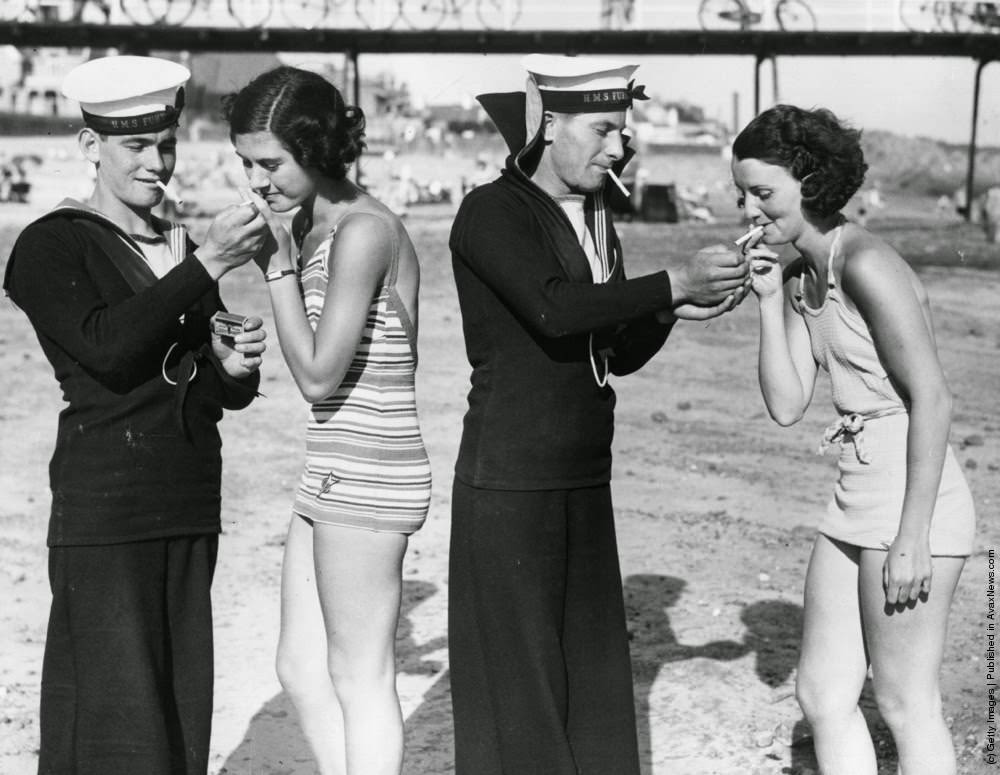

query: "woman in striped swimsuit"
left=733, top=105, right=974, bottom=775
left=224, top=66, right=431, bottom=775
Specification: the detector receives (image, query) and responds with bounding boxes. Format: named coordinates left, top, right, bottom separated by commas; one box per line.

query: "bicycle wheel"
left=119, top=0, right=194, bottom=24
left=476, top=0, right=519, bottom=29
left=399, top=0, right=446, bottom=28
left=698, top=0, right=755, bottom=30
left=776, top=0, right=815, bottom=30
left=228, top=0, right=273, bottom=26
left=281, top=0, right=328, bottom=27
left=899, top=0, right=940, bottom=31
left=148, top=0, right=196, bottom=24
left=946, top=1, right=976, bottom=31
left=0, top=0, right=28, bottom=21
left=0, top=0, right=35, bottom=20
left=354, top=0, right=401, bottom=26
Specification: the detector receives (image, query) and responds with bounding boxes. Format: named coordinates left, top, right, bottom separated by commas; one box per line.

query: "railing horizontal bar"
left=0, top=23, right=997, bottom=56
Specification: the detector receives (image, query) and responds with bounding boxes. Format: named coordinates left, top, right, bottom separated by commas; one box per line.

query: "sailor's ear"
left=78, top=127, right=102, bottom=165
left=524, top=74, right=543, bottom=142
left=541, top=111, right=557, bottom=143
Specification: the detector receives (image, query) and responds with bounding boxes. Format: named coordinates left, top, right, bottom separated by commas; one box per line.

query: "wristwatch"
left=264, top=268, right=297, bottom=283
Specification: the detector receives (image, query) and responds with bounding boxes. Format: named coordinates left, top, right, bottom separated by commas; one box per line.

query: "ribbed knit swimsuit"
left=797, top=225, right=974, bottom=555
left=291, top=211, right=431, bottom=534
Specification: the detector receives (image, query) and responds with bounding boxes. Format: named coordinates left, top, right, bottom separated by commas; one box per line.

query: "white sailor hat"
left=62, top=55, right=190, bottom=135
left=521, top=54, right=646, bottom=115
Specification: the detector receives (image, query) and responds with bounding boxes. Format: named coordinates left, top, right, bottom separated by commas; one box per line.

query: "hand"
left=196, top=201, right=269, bottom=280
left=212, top=316, right=267, bottom=379
left=245, top=190, right=294, bottom=274
left=672, top=293, right=738, bottom=321
left=747, top=244, right=782, bottom=299
left=882, top=534, right=933, bottom=606
left=668, top=244, right=750, bottom=308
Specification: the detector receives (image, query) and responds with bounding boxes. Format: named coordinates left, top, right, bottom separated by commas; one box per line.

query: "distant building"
left=633, top=98, right=728, bottom=148
left=0, top=46, right=83, bottom=117
left=1, top=49, right=412, bottom=141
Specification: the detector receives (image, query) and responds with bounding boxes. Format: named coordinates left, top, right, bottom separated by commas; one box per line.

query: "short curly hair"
left=732, top=104, right=868, bottom=217
left=221, top=65, right=366, bottom=181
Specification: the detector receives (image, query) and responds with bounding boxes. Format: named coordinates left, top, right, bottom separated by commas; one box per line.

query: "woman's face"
left=731, top=156, right=805, bottom=245
left=232, top=131, right=318, bottom=213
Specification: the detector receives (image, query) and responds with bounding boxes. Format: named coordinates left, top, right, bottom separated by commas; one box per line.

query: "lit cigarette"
left=734, top=225, right=764, bottom=247
left=606, top=169, right=630, bottom=198
left=237, top=199, right=256, bottom=207
left=155, top=179, right=184, bottom=205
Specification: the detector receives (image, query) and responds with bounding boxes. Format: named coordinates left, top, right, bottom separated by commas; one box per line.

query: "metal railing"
left=0, top=0, right=997, bottom=32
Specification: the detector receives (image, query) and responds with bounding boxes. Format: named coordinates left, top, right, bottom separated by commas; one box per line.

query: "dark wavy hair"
left=732, top=104, right=868, bottom=217
left=221, top=65, right=366, bottom=181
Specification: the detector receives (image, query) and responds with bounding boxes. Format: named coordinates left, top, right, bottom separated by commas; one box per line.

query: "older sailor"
left=447, top=54, right=750, bottom=775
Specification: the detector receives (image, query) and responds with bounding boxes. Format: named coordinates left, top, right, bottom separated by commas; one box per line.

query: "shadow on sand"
left=217, top=578, right=447, bottom=775
left=405, top=574, right=815, bottom=775
left=625, top=575, right=807, bottom=772
left=221, top=574, right=899, bottom=775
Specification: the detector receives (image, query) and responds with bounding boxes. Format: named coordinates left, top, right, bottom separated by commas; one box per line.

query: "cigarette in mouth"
left=734, top=225, right=764, bottom=246
left=155, top=179, right=184, bottom=205
left=606, top=169, right=630, bottom=198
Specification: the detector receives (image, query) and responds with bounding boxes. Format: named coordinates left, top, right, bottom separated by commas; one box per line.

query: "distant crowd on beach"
left=0, top=156, right=33, bottom=204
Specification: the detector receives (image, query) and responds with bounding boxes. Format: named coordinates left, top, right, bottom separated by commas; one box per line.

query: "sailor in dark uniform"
left=3, top=55, right=269, bottom=775
left=447, top=55, right=751, bottom=775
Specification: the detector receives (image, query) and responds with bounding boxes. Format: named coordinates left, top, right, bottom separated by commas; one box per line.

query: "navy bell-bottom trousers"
left=39, top=534, right=218, bottom=775
left=448, top=480, right=640, bottom=775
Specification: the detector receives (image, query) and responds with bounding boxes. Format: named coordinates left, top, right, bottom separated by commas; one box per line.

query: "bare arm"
left=752, top=257, right=818, bottom=425
left=264, top=212, right=389, bottom=404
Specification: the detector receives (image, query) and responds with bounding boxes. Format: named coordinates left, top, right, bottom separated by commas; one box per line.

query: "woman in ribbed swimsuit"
left=732, top=105, right=975, bottom=775
left=223, top=66, right=431, bottom=775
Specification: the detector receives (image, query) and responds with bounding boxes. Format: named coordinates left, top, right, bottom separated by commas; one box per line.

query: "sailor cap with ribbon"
left=61, top=55, right=190, bottom=135
left=521, top=54, right=647, bottom=140
left=523, top=54, right=646, bottom=113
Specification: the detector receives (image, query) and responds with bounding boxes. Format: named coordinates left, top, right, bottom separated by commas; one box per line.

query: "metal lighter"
left=210, top=311, right=249, bottom=338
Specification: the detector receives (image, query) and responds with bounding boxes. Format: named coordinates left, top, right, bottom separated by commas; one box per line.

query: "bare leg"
left=796, top=535, right=878, bottom=774
left=860, top=551, right=965, bottom=775
left=275, top=515, right=347, bottom=775
left=314, top=523, right=408, bottom=775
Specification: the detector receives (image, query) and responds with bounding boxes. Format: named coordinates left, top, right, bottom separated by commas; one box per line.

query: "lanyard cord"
left=589, top=333, right=609, bottom=388
left=161, top=342, right=198, bottom=386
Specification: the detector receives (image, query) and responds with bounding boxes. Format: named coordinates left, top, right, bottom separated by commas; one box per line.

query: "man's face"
left=540, top=110, right=627, bottom=196
left=85, top=126, right=178, bottom=210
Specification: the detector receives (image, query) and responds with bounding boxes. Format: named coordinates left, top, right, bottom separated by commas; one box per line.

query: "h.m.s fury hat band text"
left=538, top=80, right=648, bottom=113
left=82, top=88, right=185, bottom=135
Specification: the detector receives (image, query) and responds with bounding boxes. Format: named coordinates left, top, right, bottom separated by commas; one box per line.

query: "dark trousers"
left=39, top=534, right=219, bottom=775
left=448, top=480, right=640, bottom=775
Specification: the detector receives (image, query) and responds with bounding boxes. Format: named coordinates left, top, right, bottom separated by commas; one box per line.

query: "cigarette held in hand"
left=236, top=190, right=260, bottom=209
left=606, top=169, right=630, bottom=198
left=155, top=179, right=184, bottom=205
left=734, top=225, right=764, bottom=247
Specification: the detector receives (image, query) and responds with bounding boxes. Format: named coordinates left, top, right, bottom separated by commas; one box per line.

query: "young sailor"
left=4, top=54, right=269, bottom=775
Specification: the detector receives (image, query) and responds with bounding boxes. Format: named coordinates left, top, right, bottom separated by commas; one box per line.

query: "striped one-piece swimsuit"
left=291, top=212, right=431, bottom=534
left=797, top=224, right=974, bottom=556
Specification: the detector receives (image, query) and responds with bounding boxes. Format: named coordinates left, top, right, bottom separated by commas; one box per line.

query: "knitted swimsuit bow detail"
left=798, top=224, right=874, bottom=465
